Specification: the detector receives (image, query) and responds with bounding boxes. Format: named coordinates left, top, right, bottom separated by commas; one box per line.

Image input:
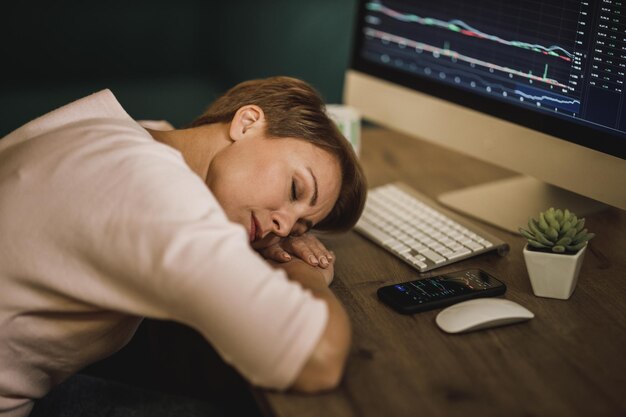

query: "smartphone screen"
left=377, top=269, right=506, bottom=314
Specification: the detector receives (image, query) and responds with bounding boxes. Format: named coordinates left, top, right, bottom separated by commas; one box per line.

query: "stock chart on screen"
left=359, top=0, right=626, bottom=136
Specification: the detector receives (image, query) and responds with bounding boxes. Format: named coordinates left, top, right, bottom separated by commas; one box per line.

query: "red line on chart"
left=367, top=1, right=574, bottom=62
left=366, top=28, right=569, bottom=89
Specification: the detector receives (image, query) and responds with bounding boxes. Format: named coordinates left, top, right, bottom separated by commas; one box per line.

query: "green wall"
left=1, top=0, right=357, bottom=136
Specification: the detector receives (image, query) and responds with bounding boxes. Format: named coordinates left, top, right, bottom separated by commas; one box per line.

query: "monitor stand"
left=437, top=176, right=608, bottom=235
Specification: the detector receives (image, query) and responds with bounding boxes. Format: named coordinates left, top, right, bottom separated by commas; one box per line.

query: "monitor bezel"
left=349, top=1, right=626, bottom=160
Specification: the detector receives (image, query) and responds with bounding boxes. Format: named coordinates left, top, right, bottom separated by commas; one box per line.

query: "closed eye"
left=291, top=179, right=297, bottom=202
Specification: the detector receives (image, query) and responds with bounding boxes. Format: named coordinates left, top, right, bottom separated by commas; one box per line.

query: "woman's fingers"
left=283, top=234, right=334, bottom=268
left=256, top=233, right=336, bottom=268
left=259, top=243, right=292, bottom=263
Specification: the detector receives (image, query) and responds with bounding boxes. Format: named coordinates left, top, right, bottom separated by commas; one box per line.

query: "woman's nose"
left=271, top=211, right=297, bottom=237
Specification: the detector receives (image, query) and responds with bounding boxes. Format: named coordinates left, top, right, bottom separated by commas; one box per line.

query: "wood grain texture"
left=254, top=128, right=626, bottom=417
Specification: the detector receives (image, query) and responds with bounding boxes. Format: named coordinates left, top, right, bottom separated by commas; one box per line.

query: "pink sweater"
left=0, top=90, right=327, bottom=416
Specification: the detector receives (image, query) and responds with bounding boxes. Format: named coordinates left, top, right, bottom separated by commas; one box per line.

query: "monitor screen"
left=351, top=0, right=626, bottom=159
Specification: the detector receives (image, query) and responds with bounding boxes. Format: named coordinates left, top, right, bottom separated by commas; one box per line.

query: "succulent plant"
left=519, top=207, right=595, bottom=254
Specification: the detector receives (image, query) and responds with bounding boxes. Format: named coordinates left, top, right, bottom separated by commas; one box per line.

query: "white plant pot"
left=522, top=243, right=587, bottom=300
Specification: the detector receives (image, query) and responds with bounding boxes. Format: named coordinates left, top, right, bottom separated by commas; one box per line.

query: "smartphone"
left=377, top=269, right=506, bottom=314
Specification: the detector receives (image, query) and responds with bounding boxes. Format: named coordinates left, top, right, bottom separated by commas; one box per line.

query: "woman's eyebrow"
left=307, top=167, right=318, bottom=207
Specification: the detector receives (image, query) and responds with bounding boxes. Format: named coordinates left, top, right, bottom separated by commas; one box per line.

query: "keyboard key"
left=448, top=242, right=465, bottom=251
left=463, top=240, right=484, bottom=251
left=478, top=238, right=494, bottom=248
left=420, top=249, right=446, bottom=264
left=448, top=249, right=472, bottom=260
left=358, top=221, right=394, bottom=245
left=386, top=241, right=408, bottom=252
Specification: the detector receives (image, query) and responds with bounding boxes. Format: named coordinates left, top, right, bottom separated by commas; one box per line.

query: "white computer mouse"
left=435, top=298, right=534, bottom=334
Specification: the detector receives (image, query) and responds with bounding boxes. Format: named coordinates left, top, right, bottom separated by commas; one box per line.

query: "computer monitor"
left=345, top=0, right=626, bottom=233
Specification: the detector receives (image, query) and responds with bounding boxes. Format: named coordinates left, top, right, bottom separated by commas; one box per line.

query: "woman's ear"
left=229, top=105, right=265, bottom=141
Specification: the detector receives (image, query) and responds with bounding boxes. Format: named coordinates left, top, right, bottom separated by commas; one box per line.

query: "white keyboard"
left=355, top=183, right=509, bottom=272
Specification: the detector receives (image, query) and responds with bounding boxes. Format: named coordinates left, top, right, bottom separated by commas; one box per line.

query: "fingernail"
left=320, top=256, right=329, bottom=267
left=308, top=255, right=319, bottom=265
left=282, top=253, right=291, bottom=260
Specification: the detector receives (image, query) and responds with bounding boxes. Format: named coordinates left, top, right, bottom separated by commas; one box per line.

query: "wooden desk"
left=252, top=128, right=626, bottom=417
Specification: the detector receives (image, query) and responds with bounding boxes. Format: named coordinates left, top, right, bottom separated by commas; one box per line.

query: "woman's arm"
left=270, top=258, right=351, bottom=392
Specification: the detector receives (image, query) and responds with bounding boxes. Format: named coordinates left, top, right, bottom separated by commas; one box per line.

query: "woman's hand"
left=268, top=256, right=335, bottom=287
left=255, top=233, right=335, bottom=270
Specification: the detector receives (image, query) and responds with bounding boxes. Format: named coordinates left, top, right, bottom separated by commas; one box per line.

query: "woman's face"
left=206, top=134, right=342, bottom=247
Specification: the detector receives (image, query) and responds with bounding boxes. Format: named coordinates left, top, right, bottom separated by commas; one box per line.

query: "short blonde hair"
left=190, top=76, right=367, bottom=232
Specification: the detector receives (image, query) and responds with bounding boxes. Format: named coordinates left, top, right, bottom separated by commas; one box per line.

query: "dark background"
left=1, top=0, right=357, bottom=136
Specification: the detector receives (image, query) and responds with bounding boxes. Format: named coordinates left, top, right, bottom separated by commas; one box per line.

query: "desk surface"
left=251, top=127, right=626, bottom=417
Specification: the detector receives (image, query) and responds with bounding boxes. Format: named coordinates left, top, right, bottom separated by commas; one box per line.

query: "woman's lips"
left=250, top=213, right=263, bottom=242
left=250, top=213, right=256, bottom=242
